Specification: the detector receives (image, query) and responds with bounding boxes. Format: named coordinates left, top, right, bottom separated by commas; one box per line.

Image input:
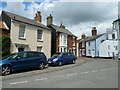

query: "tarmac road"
left=1, top=58, right=119, bottom=88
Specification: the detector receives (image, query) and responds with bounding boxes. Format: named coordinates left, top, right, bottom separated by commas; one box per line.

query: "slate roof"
left=79, top=34, right=104, bottom=43
left=51, top=24, right=77, bottom=37
left=113, top=18, right=120, bottom=22
left=2, top=11, right=50, bottom=30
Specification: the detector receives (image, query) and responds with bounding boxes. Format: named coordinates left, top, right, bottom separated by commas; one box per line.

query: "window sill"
left=37, top=40, right=43, bottom=42
left=18, top=37, right=26, bottom=40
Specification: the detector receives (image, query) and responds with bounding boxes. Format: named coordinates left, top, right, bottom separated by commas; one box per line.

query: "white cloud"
left=1, top=1, right=118, bottom=39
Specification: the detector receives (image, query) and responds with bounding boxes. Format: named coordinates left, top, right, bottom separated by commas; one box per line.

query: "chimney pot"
left=47, top=14, right=53, bottom=26
left=91, top=27, right=97, bottom=36
left=60, top=23, right=65, bottom=29
left=34, top=11, right=42, bottom=22
left=81, top=34, right=86, bottom=39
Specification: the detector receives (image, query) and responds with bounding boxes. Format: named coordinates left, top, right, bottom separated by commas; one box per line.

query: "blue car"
left=48, top=52, right=77, bottom=66
left=0, top=51, right=47, bottom=76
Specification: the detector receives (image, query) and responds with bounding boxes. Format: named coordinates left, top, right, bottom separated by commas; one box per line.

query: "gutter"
left=11, top=19, right=51, bottom=30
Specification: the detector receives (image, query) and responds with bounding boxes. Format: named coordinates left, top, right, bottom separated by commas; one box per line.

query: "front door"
left=18, top=47, right=24, bottom=52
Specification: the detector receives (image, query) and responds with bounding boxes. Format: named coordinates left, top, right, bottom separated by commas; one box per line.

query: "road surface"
left=2, top=59, right=119, bottom=88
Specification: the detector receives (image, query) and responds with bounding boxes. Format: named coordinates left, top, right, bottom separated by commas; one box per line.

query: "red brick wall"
left=0, top=29, right=10, bottom=37
left=67, top=35, right=73, bottom=47
left=56, top=32, right=60, bottom=53
left=79, top=42, right=86, bottom=57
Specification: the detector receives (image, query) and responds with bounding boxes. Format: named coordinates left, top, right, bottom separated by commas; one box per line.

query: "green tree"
left=0, top=36, right=11, bottom=58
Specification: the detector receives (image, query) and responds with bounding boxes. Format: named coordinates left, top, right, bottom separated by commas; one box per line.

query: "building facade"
left=86, top=34, right=107, bottom=57
left=46, top=14, right=77, bottom=56
left=77, top=34, right=86, bottom=57
left=99, top=28, right=118, bottom=58
left=0, top=21, right=10, bottom=36
left=1, top=11, right=51, bottom=58
left=112, top=19, right=120, bottom=59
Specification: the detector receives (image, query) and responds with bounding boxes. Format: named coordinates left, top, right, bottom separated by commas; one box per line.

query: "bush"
left=0, top=36, right=11, bottom=58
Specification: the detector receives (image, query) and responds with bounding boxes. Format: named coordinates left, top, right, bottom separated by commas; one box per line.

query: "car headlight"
left=53, top=58, right=58, bottom=62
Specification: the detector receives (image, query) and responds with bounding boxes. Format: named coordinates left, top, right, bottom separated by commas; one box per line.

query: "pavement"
left=1, top=57, right=119, bottom=88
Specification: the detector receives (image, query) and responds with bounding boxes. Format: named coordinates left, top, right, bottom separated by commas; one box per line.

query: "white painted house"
left=112, top=19, right=119, bottom=59
left=83, top=27, right=107, bottom=57
left=86, top=34, right=107, bottom=57
left=99, top=29, right=118, bottom=58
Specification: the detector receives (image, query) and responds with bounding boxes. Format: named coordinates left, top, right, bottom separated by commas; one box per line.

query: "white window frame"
left=19, top=25, right=26, bottom=39
left=37, top=30, right=43, bottom=41
left=63, top=35, right=67, bottom=45
left=82, top=42, right=85, bottom=47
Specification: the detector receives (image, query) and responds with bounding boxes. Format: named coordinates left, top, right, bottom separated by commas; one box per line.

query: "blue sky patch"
left=0, top=1, right=7, bottom=8
left=34, top=0, right=45, bottom=5
left=49, top=0, right=59, bottom=3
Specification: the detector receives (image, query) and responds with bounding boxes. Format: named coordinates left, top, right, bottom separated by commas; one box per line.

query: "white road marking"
left=57, top=75, right=65, bottom=78
left=10, top=81, right=28, bottom=85
left=100, top=69, right=105, bottom=71
left=35, top=78, right=47, bottom=81
left=66, top=73, right=78, bottom=76
left=91, top=70, right=98, bottom=73
left=80, top=72, right=89, bottom=74
left=103, top=69, right=108, bottom=71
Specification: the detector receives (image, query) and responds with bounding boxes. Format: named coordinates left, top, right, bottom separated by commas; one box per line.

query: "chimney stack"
left=34, top=11, right=42, bottom=22
left=91, top=27, right=97, bottom=36
left=81, top=34, right=86, bottom=39
left=60, top=23, right=65, bottom=29
left=47, top=14, right=53, bottom=26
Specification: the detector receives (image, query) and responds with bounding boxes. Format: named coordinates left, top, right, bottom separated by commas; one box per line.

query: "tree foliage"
left=0, top=36, right=11, bottom=57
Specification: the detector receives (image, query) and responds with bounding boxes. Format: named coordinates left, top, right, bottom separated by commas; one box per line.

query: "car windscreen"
left=2, top=53, right=16, bottom=60
left=52, top=53, right=61, bottom=57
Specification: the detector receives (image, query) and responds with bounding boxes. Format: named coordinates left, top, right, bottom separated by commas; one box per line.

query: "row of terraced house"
left=0, top=11, right=77, bottom=58
left=76, top=19, right=119, bottom=59
left=0, top=11, right=119, bottom=59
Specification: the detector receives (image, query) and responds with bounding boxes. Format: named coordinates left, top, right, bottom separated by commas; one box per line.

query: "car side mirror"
left=15, top=56, right=20, bottom=60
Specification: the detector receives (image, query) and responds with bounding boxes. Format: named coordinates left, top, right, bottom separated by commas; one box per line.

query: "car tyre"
left=72, top=59, right=76, bottom=64
left=2, top=65, right=11, bottom=76
left=58, top=61, right=63, bottom=66
left=38, top=62, right=45, bottom=70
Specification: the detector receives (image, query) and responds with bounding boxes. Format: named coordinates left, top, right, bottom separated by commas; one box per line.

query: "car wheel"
left=38, top=62, right=45, bottom=70
left=72, top=59, right=76, bottom=64
left=58, top=61, right=63, bottom=66
left=2, top=65, right=11, bottom=76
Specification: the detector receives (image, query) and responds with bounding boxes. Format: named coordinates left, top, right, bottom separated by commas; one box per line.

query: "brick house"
left=0, top=21, right=10, bottom=36
left=46, top=14, right=77, bottom=56
left=76, top=34, right=86, bottom=57
left=0, top=11, right=51, bottom=58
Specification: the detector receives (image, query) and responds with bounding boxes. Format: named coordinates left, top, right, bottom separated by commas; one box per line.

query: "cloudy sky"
left=0, top=0, right=118, bottom=38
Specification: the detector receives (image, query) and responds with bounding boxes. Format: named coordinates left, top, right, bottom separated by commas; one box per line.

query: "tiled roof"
left=79, top=34, right=104, bottom=43
left=51, top=24, right=76, bottom=37
left=2, top=11, right=50, bottom=30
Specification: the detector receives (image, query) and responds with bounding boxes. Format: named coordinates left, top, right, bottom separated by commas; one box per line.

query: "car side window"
left=28, top=52, right=39, bottom=58
left=67, top=53, right=71, bottom=56
left=63, top=53, right=68, bottom=56
left=18, top=53, right=27, bottom=59
left=38, top=53, right=45, bottom=57
left=9, top=54, right=18, bottom=60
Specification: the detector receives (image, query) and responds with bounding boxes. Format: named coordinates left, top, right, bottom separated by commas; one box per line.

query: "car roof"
left=16, top=51, right=44, bottom=54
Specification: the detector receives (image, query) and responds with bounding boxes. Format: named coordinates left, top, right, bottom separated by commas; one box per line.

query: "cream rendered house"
left=1, top=11, right=51, bottom=58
